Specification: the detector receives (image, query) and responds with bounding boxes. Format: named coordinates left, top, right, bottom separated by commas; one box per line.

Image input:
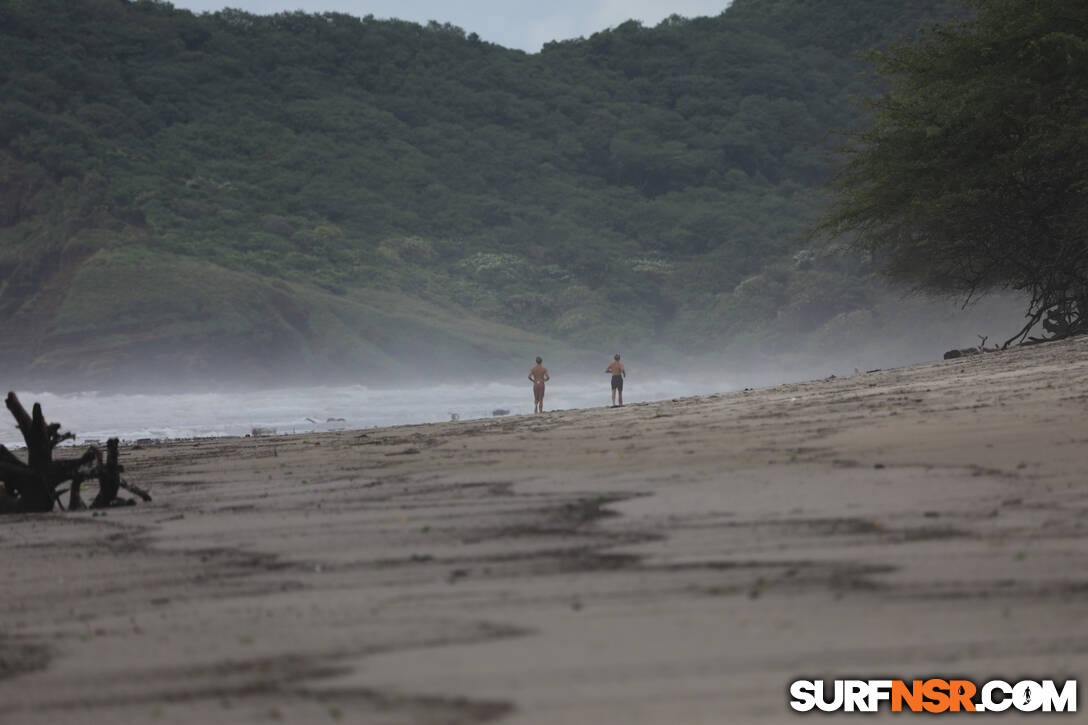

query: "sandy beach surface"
left=2, top=336, right=1087, bottom=723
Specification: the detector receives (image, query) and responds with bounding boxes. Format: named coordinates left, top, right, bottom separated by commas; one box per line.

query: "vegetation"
left=0, top=0, right=973, bottom=386
left=819, top=0, right=1088, bottom=345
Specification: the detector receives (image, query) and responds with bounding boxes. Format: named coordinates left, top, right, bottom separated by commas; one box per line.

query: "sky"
left=165, top=0, right=732, bottom=53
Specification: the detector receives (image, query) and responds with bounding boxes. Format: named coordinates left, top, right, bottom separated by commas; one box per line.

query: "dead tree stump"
left=0, top=393, right=147, bottom=514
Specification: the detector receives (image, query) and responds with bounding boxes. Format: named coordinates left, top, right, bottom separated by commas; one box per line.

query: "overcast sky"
left=166, top=0, right=732, bottom=52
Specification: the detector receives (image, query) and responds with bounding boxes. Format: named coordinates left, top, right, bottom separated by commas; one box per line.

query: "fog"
left=666, top=291, right=1034, bottom=388
left=3, top=292, right=1032, bottom=449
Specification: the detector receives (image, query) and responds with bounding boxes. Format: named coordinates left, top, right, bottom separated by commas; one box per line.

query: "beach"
left=2, top=335, right=1087, bottom=723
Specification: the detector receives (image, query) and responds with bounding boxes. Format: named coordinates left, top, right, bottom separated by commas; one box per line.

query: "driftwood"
left=68, top=438, right=152, bottom=510
left=1002, top=295, right=1088, bottom=348
left=943, top=335, right=1000, bottom=360
left=0, top=392, right=148, bottom=514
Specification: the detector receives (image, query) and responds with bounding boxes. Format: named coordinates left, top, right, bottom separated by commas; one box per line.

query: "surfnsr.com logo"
left=789, top=679, right=1077, bottom=713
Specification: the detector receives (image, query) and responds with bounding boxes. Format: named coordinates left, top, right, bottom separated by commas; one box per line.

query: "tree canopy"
left=0, top=0, right=974, bottom=385
left=818, top=0, right=1088, bottom=344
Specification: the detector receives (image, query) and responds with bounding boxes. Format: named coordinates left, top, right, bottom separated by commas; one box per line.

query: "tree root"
left=0, top=393, right=149, bottom=514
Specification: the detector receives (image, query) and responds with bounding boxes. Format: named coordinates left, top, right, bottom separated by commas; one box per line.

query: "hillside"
left=0, top=0, right=977, bottom=387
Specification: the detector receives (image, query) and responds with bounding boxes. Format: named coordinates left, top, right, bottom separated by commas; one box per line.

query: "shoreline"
left=2, top=335, right=1087, bottom=723
left=3, top=376, right=728, bottom=450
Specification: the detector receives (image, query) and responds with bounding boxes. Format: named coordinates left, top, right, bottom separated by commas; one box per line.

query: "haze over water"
left=5, top=378, right=724, bottom=448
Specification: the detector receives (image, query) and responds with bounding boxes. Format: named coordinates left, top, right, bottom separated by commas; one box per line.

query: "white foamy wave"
left=2, top=377, right=727, bottom=448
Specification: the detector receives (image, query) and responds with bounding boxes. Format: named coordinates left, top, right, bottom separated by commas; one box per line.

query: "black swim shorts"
left=611, top=374, right=623, bottom=391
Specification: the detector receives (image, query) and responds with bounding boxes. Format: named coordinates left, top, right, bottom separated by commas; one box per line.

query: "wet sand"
left=2, top=336, right=1087, bottom=723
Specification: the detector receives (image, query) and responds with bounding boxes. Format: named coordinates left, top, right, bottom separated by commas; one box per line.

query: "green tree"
left=0, top=0, right=974, bottom=382
left=818, top=0, right=1088, bottom=344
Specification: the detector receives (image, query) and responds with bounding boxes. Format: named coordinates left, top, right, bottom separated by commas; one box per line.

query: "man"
left=528, top=356, right=550, bottom=413
left=605, top=354, right=625, bottom=407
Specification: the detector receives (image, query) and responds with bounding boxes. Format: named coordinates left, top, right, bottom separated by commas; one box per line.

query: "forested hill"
left=0, top=0, right=966, bottom=388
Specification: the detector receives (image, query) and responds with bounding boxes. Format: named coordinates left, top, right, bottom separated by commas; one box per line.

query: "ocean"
left=3, top=377, right=726, bottom=448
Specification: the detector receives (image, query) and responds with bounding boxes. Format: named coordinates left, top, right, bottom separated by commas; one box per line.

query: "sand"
left=2, top=336, right=1087, bottom=724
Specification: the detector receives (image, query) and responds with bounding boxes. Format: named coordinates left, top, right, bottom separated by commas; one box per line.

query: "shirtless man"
left=605, top=354, right=625, bottom=407
left=528, top=356, right=550, bottom=413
